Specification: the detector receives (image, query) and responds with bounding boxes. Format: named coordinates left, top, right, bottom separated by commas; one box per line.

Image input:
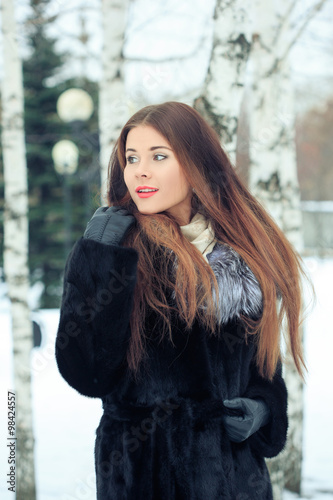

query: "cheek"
left=165, top=164, right=189, bottom=195
left=177, top=172, right=191, bottom=195
left=123, top=169, right=130, bottom=189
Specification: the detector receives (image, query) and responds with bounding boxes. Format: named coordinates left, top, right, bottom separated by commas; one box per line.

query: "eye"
left=126, top=156, right=139, bottom=164
left=154, top=154, right=167, bottom=161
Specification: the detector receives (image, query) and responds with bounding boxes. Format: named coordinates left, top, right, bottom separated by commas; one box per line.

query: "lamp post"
left=54, top=88, right=95, bottom=256
left=51, top=139, right=79, bottom=257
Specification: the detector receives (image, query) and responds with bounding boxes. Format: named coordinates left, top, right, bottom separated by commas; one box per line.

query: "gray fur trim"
left=206, top=243, right=263, bottom=324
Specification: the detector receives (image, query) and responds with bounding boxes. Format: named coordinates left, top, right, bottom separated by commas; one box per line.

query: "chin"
left=136, top=208, right=160, bottom=216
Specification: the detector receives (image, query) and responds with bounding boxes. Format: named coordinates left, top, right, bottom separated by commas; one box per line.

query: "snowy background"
left=1, top=0, right=333, bottom=497
left=0, top=256, right=333, bottom=499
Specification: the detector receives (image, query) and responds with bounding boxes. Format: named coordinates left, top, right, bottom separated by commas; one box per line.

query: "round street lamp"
left=54, top=88, right=95, bottom=257
left=57, top=88, right=94, bottom=123
left=52, top=140, right=79, bottom=175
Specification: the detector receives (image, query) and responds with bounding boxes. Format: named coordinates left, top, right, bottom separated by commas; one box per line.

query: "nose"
left=135, top=160, right=152, bottom=178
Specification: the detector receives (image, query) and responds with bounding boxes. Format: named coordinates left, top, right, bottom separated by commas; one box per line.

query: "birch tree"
left=193, top=5, right=293, bottom=494
left=247, top=0, right=328, bottom=496
left=247, top=6, right=302, bottom=497
left=99, top=0, right=130, bottom=200
left=193, top=0, right=252, bottom=162
left=194, top=0, right=327, bottom=497
left=1, top=0, right=36, bottom=498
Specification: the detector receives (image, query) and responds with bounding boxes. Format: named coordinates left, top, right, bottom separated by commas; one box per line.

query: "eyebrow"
left=125, top=146, right=172, bottom=153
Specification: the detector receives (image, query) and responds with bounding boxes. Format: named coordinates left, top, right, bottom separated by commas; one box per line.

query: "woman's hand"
left=222, top=397, right=271, bottom=443
left=84, top=206, right=135, bottom=246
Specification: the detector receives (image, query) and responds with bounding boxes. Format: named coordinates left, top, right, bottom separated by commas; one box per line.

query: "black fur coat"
left=55, top=237, right=288, bottom=500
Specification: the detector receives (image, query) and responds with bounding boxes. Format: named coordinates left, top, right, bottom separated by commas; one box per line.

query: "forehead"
left=126, top=125, right=170, bottom=148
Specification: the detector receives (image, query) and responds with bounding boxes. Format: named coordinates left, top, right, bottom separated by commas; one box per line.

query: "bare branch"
left=123, top=3, right=208, bottom=45
left=272, top=0, right=299, bottom=46
left=283, top=0, right=329, bottom=56
left=23, top=6, right=99, bottom=29
left=124, top=33, right=210, bottom=63
left=269, top=0, right=329, bottom=75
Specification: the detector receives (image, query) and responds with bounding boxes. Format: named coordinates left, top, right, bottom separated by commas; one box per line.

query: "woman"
left=55, top=101, right=309, bottom=499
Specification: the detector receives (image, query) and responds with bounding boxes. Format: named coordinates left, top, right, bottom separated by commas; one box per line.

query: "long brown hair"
left=107, top=101, right=312, bottom=381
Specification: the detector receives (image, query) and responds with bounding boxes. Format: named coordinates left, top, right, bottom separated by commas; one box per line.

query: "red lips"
left=135, top=185, right=159, bottom=192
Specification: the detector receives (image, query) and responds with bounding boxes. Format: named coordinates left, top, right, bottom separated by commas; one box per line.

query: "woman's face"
left=124, top=125, right=193, bottom=225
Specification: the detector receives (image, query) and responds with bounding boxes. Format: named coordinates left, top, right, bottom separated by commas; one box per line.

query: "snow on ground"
left=0, top=257, right=333, bottom=499
left=0, top=309, right=102, bottom=500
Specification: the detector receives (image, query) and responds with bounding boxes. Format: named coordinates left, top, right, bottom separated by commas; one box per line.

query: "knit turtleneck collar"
left=179, top=212, right=217, bottom=262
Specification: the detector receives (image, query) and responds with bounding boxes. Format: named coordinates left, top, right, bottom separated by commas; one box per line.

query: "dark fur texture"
left=55, top=238, right=288, bottom=499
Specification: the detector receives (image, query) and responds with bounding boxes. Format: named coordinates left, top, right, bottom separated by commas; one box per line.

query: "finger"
left=223, top=399, right=241, bottom=408
left=109, top=207, right=132, bottom=218
left=223, top=415, right=244, bottom=424
left=94, top=206, right=109, bottom=215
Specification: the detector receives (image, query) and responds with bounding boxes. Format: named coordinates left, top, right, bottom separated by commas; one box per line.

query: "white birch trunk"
left=193, top=0, right=252, bottom=162
left=99, top=0, right=130, bottom=200
left=1, top=1, right=36, bottom=498
left=248, top=1, right=304, bottom=496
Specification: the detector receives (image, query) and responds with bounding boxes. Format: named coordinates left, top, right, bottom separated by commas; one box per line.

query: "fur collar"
left=170, top=241, right=263, bottom=325
left=206, top=243, right=263, bottom=325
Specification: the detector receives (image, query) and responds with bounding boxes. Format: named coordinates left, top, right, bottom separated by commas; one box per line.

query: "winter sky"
left=0, top=0, right=333, bottom=111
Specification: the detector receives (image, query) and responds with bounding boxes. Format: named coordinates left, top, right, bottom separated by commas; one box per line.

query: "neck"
left=166, top=207, right=195, bottom=226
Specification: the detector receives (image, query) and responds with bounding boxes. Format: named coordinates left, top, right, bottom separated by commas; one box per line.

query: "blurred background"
left=0, top=0, right=333, bottom=499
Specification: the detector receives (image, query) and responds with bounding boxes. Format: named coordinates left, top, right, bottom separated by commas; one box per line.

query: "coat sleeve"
left=55, top=237, right=138, bottom=398
left=243, top=356, right=288, bottom=458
